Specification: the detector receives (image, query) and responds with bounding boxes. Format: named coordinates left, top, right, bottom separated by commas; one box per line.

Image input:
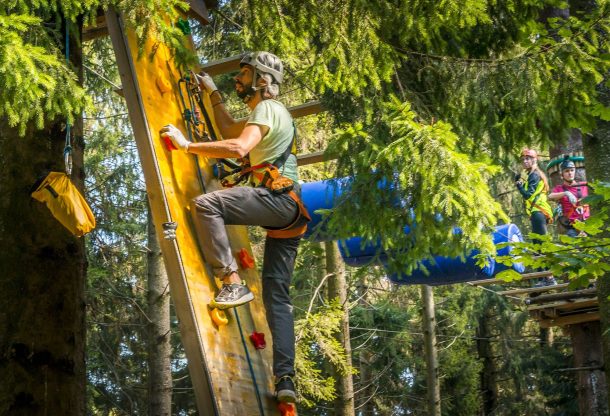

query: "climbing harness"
left=524, top=177, right=553, bottom=223
left=560, top=182, right=590, bottom=224
left=218, top=124, right=311, bottom=239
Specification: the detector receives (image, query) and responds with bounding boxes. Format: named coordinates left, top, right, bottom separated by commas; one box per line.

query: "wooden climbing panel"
left=105, top=8, right=290, bottom=415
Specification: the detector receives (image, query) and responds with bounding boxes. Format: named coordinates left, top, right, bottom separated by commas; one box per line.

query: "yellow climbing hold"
left=156, top=74, right=172, bottom=94
left=209, top=307, right=228, bottom=327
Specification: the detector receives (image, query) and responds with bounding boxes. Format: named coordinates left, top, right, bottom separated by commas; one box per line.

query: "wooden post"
left=476, top=307, right=498, bottom=415
left=325, top=241, right=355, bottom=416
left=568, top=321, right=608, bottom=415
left=147, top=208, right=173, bottom=416
left=421, top=285, right=441, bottom=415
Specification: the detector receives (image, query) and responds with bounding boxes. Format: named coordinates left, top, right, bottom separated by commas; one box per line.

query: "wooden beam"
left=297, top=151, right=327, bottom=166
left=539, top=311, right=600, bottom=328
left=497, top=283, right=569, bottom=296
left=469, top=270, right=554, bottom=286
left=83, top=15, right=108, bottom=42
left=527, top=298, right=598, bottom=313
left=288, top=101, right=324, bottom=118
left=200, top=55, right=242, bottom=76
left=186, top=0, right=211, bottom=25
left=525, top=287, right=597, bottom=305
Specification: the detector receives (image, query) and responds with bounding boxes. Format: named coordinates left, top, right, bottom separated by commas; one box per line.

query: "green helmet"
left=560, top=156, right=576, bottom=171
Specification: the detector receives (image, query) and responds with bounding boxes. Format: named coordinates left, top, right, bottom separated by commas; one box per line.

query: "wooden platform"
left=476, top=271, right=599, bottom=329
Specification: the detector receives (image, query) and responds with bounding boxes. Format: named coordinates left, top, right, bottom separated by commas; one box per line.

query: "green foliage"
left=0, top=0, right=199, bottom=138
left=294, top=299, right=354, bottom=407
left=472, top=291, right=578, bottom=415
left=432, top=8, right=610, bottom=156
left=0, top=13, right=89, bottom=134
left=496, top=181, right=610, bottom=287
left=324, top=98, right=507, bottom=274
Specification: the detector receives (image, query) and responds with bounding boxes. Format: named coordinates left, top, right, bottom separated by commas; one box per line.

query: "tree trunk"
left=568, top=322, right=608, bottom=415
left=476, top=306, right=498, bottom=415
left=325, top=241, right=355, bottom=416
left=0, top=20, right=86, bottom=416
left=583, top=118, right=610, bottom=403
left=570, top=0, right=610, bottom=403
left=421, top=285, right=441, bottom=416
left=539, top=328, right=553, bottom=347
left=355, top=275, right=375, bottom=416
left=147, top=208, right=172, bottom=416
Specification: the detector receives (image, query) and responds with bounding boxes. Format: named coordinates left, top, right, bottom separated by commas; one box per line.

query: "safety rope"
left=233, top=308, right=266, bottom=416
left=64, top=22, right=73, bottom=176
left=176, top=74, right=207, bottom=192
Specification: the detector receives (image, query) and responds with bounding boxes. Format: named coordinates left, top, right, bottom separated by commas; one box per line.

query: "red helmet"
left=521, top=148, right=538, bottom=158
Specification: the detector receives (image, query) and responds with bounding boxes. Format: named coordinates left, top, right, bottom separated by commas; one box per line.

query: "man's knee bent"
left=192, top=192, right=223, bottom=217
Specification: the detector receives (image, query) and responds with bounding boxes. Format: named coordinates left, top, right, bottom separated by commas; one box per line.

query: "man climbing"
left=548, top=156, right=590, bottom=237
left=161, top=51, right=309, bottom=403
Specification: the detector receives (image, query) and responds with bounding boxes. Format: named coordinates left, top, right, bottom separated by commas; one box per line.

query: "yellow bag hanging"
left=31, top=172, right=96, bottom=237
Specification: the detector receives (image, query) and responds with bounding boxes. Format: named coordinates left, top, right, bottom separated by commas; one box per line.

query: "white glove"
left=564, top=190, right=577, bottom=204
left=196, top=72, right=218, bottom=94
left=161, top=124, right=190, bottom=152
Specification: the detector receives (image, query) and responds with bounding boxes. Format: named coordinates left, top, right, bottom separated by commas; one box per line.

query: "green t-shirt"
left=246, top=99, right=298, bottom=184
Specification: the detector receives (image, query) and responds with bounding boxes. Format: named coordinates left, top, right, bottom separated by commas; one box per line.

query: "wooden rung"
left=200, top=55, right=242, bottom=76
left=469, top=270, right=554, bottom=286
left=525, top=287, right=597, bottom=305
left=83, top=15, right=108, bottom=42
left=497, top=283, right=569, bottom=296
left=185, top=0, right=211, bottom=25
left=297, top=151, right=326, bottom=166
left=288, top=101, right=324, bottom=118
left=538, top=311, right=600, bottom=328
left=518, top=270, right=556, bottom=280
left=527, top=298, right=598, bottom=313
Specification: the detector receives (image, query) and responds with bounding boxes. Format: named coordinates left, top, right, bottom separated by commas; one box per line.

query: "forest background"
left=2, top=0, right=610, bottom=415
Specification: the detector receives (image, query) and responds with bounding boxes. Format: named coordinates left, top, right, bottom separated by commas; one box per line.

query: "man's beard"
left=236, top=81, right=254, bottom=100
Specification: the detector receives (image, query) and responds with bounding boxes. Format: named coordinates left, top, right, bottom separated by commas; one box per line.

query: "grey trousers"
left=191, top=185, right=301, bottom=377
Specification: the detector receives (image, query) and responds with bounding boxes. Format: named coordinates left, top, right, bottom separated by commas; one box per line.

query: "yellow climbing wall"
left=106, top=10, right=286, bottom=416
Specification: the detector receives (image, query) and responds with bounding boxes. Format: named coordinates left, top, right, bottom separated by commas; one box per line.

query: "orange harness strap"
left=247, top=167, right=311, bottom=239
left=266, top=190, right=311, bottom=239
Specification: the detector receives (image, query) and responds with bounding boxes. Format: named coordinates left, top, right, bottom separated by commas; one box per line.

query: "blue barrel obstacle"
left=300, top=179, right=525, bottom=285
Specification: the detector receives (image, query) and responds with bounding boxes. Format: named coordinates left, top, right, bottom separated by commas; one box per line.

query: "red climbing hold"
left=162, top=136, right=178, bottom=151
left=278, top=402, right=296, bottom=416
left=249, top=331, right=266, bottom=349
left=238, top=248, right=255, bottom=269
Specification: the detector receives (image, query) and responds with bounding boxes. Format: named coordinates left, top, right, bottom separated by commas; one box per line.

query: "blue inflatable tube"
left=300, top=178, right=525, bottom=285
left=301, top=178, right=350, bottom=242
left=339, top=223, right=524, bottom=285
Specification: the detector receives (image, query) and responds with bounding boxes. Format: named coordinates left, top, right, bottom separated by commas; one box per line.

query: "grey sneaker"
left=275, top=375, right=296, bottom=403
left=534, top=276, right=557, bottom=287
left=214, top=282, right=254, bottom=309
left=544, top=276, right=557, bottom=286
